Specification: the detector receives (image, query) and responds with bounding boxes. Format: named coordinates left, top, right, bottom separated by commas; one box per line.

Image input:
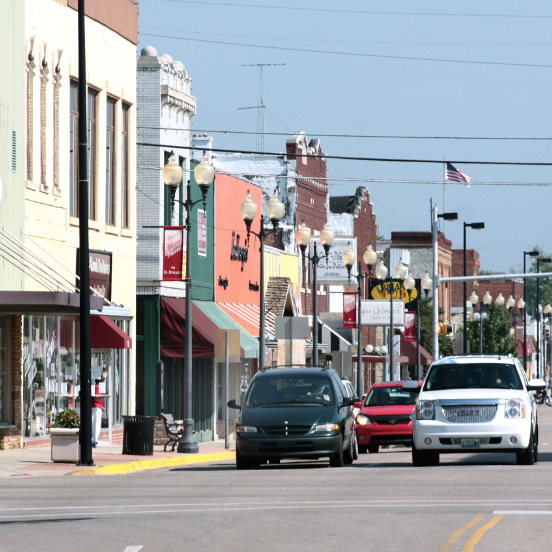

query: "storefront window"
left=0, top=317, right=11, bottom=424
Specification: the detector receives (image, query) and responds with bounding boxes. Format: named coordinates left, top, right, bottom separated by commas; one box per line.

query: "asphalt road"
left=4, top=407, right=552, bottom=552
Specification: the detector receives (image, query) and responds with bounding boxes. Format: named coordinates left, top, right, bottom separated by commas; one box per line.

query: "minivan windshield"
left=365, top=386, right=417, bottom=407
left=423, top=362, right=523, bottom=391
left=244, top=375, right=334, bottom=407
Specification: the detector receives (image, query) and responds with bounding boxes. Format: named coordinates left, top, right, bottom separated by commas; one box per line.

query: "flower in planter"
left=54, top=408, right=81, bottom=429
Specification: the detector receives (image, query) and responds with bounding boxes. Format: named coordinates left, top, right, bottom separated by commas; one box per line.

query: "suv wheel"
left=368, top=444, right=380, bottom=454
left=517, top=431, right=535, bottom=465
left=412, top=444, right=439, bottom=467
left=329, top=438, right=345, bottom=467
left=352, top=433, right=359, bottom=460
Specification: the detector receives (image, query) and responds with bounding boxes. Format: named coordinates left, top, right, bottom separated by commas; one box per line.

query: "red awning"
left=400, top=339, right=433, bottom=366
left=161, top=297, right=215, bottom=358
left=91, top=316, right=132, bottom=349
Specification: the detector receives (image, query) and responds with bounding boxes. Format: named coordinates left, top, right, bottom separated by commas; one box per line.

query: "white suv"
left=411, top=355, right=546, bottom=466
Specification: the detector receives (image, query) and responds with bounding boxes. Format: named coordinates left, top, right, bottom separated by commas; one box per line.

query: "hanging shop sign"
left=230, top=231, right=248, bottom=270
left=369, top=278, right=421, bottom=308
left=310, top=236, right=357, bottom=285
left=343, top=291, right=357, bottom=329
left=404, top=312, right=416, bottom=342
left=77, top=249, right=112, bottom=301
left=163, top=226, right=184, bottom=281
left=360, top=300, right=405, bottom=326
left=197, top=209, right=207, bottom=257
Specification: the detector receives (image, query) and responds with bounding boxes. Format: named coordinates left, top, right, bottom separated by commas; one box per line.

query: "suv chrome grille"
left=441, top=404, right=497, bottom=423
left=261, top=425, right=311, bottom=436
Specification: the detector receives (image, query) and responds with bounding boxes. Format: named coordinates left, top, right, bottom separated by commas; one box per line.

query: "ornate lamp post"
left=480, top=290, right=493, bottom=354
left=536, top=257, right=552, bottom=378
left=163, top=153, right=214, bottom=453
left=241, top=189, right=285, bottom=371
left=295, top=221, right=335, bottom=366
left=523, top=250, right=539, bottom=369
left=544, top=304, right=552, bottom=378
left=343, top=243, right=377, bottom=396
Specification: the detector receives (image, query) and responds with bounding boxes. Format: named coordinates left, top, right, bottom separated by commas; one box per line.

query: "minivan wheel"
left=516, top=432, right=535, bottom=466
left=352, top=433, right=359, bottom=460
left=236, top=449, right=257, bottom=470
left=344, top=435, right=354, bottom=465
left=329, top=438, right=345, bottom=467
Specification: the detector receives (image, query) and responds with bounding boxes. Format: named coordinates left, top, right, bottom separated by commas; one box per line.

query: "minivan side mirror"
left=340, top=397, right=355, bottom=408
left=527, top=379, right=546, bottom=391
left=227, top=399, right=242, bottom=410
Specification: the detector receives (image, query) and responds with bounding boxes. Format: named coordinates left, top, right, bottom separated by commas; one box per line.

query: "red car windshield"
left=365, top=386, right=417, bottom=407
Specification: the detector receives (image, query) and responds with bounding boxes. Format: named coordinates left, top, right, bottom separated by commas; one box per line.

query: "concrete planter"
left=50, top=428, right=80, bottom=463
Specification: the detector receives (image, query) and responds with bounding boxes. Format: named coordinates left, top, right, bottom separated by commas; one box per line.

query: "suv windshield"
left=423, top=362, right=523, bottom=391
left=365, top=386, right=417, bottom=407
left=244, top=375, right=334, bottom=407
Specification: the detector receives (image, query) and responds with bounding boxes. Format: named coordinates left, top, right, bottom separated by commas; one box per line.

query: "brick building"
left=451, top=249, right=481, bottom=308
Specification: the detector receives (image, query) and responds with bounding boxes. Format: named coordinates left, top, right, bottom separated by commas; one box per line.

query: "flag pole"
left=443, top=155, right=447, bottom=235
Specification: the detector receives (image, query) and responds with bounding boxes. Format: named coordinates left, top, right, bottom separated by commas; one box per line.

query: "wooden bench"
left=160, top=413, right=184, bottom=452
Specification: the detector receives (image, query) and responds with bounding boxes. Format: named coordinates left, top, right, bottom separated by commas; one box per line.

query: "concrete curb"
left=66, top=451, right=236, bottom=476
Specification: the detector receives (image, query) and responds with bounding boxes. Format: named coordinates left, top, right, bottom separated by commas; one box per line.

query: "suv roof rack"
left=261, top=364, right=330, bottom=372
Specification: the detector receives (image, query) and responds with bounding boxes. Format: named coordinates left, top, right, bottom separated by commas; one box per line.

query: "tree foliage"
left=524, top=248, right=552, bottom=314
left=419, top=297, right=453, bottom=358
left=465, top=303, right=518, bottom=356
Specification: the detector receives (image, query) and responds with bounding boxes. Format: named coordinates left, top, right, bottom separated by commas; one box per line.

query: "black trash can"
left=122, top=415, right=156, bottom=455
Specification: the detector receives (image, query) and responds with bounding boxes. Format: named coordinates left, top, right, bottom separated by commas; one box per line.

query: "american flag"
left=445, top=162, right=470, bottom=186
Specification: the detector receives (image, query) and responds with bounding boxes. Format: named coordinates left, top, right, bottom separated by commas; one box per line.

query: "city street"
left=3, top=406, right=552, bottom=551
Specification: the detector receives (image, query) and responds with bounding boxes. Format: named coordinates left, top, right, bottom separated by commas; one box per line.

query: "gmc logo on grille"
left=458, top=409, right=481, bottom=416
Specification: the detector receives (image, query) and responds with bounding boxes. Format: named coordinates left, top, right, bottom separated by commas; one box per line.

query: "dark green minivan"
left=228, top=367, right=357, bottom=469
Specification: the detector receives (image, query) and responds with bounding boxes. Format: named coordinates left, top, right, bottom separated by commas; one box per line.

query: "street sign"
left=214, top=329, right=241, bottom=363
left=360, top=300, right=405, bottom=326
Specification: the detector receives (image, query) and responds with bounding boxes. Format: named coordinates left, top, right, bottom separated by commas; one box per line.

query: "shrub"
left=54, top=408, right=81, bottom=429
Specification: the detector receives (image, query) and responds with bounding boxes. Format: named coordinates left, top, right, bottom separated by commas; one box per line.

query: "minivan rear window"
left=424, top=362, right=523, bottom=391
left=244, top=375, right=334, bottom=407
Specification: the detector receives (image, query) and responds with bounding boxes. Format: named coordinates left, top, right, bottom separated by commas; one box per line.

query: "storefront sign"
left=343, top=291, right=357, bottom=329
left=163, top=226, right=184, bottom=281
left=310, top=237, right=357, bottom=285
left=77, top=249, right=112, bottom=301
left=249, top=281, right=259, bottom=292
left=230, top=231, right=248, bottom=270
left=369, top=278, right=420, bottom=308
left=360, top=300, right=405, bottom=326
left=218, top=276, right=229, bottom=290
left=197, top=210, right=207, bottom=257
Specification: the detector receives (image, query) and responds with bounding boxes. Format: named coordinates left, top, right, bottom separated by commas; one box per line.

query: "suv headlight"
left=356, top=414, right=371, bottom=425
left=416, top=400, right=436, bottom=420
left=504, top=399, right=525, bottom=418
left=236, top=426, right=257, bottom=433
left=315, top=424, right=340, bottom=432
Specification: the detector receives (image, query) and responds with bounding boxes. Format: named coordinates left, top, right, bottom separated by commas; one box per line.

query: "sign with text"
left=360, top=300, right=405, bottom=326
left=343, top=291, right=357, bottom=329
left=310, top=237, right=357, bottom=285
left=163, top=226, right=184, bottom=281
left=77, top=249, right=112, bottom=301
left=369, top=278, right=421, bottom=309
left=404, top=312, right=415, bottom=341
left=197, top=210, right=207, bottom=257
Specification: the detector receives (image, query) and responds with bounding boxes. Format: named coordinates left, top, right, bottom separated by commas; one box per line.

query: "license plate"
left=461, top=438, right=480, bottom=448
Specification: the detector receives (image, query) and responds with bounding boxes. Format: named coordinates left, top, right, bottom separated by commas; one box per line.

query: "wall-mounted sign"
left=77, top=249, right=112, bottom=301
left=218, top=276, right=229, bottom=290
left=310, top=236, right=357, bottom=285
left=360, top=300, right=405, bottom=326
left=343, top=291, right=357, bottom=329
left=249, top=281, right=259, bottom=292
left=163, top=226, right=184, bottom=281
left=230, top=231, right=248, bottom=270
left=369, top=278, right=420, bottom=308
left=197, top=209, right=207, bottom=257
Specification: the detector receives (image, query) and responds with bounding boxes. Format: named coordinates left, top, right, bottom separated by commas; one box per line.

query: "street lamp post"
left=463, top=222, right=485, bottom=354
left=343, top=244, right=377, bottom=396
left=480, top=290, right=493, bottom=353
left=523, top=251, right=539, bottom=370
left=469, top=289, right=479, bottom=353
left=517, top=297, right=526, bottom=346
left=296, top=222, right=336, bottom=367
left=241, top=189, right=285, bottom=371
left=164, top=153, right=214, bottom=453
left=536, top=257, right=552, bottom=378
left=545, top=304, right=552, bottom=379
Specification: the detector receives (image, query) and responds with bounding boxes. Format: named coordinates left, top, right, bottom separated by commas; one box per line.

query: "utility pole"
left=239, top=63, right=285, bottom=152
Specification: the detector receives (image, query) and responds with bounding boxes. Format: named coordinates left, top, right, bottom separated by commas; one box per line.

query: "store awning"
left=400, top=339, right=433, bottom=366
left=0, top=291, right=104, bottom=314
left=194, top=301, right=259, bottom=359
left=217, top=301, right=276, bottom=340
left=91, top=316, right=132, bottom=349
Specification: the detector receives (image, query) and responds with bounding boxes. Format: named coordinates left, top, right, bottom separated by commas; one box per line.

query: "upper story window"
left=105, top=97, right=117, bottom=226
left=121, top=103, right=131, bottom=229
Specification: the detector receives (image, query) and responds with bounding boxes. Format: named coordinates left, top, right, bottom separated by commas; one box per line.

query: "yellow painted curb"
left=66, top=451, right=236, bottom=476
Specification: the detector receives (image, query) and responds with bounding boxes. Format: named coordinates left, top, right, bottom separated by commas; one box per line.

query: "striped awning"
left=217, top=302, right=276, bottom=341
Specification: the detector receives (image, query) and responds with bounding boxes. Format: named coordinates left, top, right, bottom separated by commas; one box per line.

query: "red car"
left=354, top=381, right=422, bottom=454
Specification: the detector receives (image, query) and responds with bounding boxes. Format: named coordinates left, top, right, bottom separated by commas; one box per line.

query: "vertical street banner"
left=197, top=209, right=207, bottom=257
left=343, top=291, right=357, bottom=329
left=404, top=312, right=416, bottom=342
left=163, top=226, right=184, bottom=281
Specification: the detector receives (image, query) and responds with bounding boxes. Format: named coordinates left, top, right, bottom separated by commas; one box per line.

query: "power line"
left=140, top=33, right=552, bottom=69
left=159, top=0, right=552, bottom=19
left=140, top=126, right=552, bottom=141
left=137, top=141, right=552, bottom=167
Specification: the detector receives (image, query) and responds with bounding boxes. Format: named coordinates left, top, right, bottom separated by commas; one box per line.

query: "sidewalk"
left=0, top=440, right=236, bottom=478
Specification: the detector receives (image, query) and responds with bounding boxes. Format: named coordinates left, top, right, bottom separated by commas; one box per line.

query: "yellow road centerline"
left=462, top=515, right=503, bottom=552
left=440, top=514, right=484, bottom=552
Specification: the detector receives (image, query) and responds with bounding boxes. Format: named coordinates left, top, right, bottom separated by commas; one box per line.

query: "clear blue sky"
left=138, top=0, right=552, bottom=273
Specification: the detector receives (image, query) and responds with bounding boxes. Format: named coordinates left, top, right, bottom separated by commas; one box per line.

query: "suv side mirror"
left=527, top=379, right=546, bottom=391
left=227, top=399, right=242, bottom=410
left=340, top=397, right=355, bottom=408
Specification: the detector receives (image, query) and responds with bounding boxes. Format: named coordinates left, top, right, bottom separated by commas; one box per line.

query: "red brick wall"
left=451, top=249, right=481, bottom=308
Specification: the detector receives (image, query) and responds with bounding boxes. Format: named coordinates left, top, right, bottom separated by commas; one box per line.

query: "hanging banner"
left=197, top=210, right=207, bottom=257
left=343, top=291, right=357, bottom=329
left=163, top=226, right=184, bottom=281
left=404, top=312, right=416, bottom=342
left=369, top=278, right=421, bottom=309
